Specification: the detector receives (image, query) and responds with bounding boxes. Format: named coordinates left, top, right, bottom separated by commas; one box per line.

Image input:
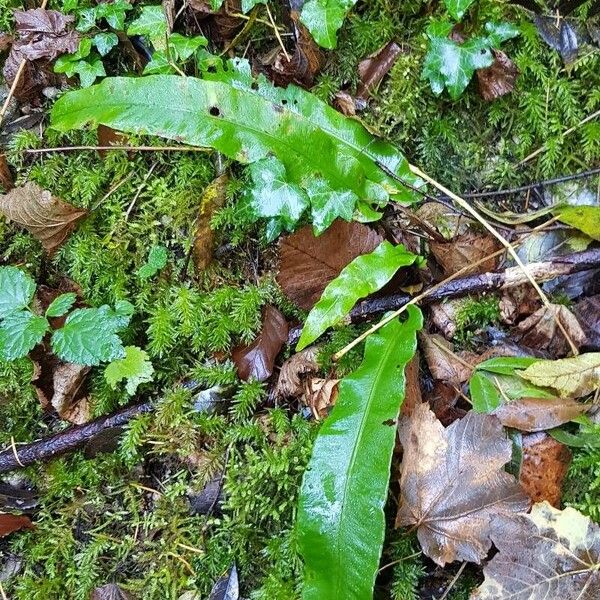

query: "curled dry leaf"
left=193, top=173, right=229, bottom=273
left=301, top=377, right=339, bottom=419
left=513, top=303, right=587, bottom=357
left=519, top=432, right=571, bottom=507
left=356, top=41, right=402, bottom=101
left=474, top=502, right=600, bottom=599
left=232, top=305, right=288, bottom=382
left=430, top=231, right=501, bottom=277
left=0, top=182, right=88, bottom=254
left=0, top=513, right=33, bottom=537
left=574, top=294, right=600, bottom=350
left=277, top=220, right=382, bottom=310
left=420, top=332, right=474, bottom=384
left=396, top=403, right=530, bottom=566
left=476, top=49, right=518, bottom=101
left=520, top=352, right=600, bottom=398
left=275, top=346, right=319, bottom=398
left=492, top=397, right=589, bottom=432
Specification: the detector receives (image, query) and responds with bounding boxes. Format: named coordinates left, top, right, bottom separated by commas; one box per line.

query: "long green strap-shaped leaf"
left=297, top=242, right=422, bottom=350
left=298, top=306, right=423, bottom=600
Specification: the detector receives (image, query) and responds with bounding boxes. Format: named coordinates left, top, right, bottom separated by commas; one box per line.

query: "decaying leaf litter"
left=0, top=0, right=599, bottom=598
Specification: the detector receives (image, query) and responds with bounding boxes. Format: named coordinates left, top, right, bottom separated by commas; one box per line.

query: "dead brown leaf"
left=0, top=182, right=88, bottom=254
left=3, top=9, right=79, bottom=101
left=275, top=347, right=320, bottom=398
left=277, top=220, right=382, bottom=310
left=91, top=584, right=132, bottom=600
left=476, top=49, right=518, bottom=101
left=97, top=125, right=129, bottom=158
left=0, top=513, right=33, bottom=537
left=333, top=91, right=358, bottom=116
left=474, top=502, right=600, bottom=599
left=401, top=354, right=422, bottom=417
left=0, top=153, right=14, bottom=191
left=301, top=377, right=339, bottom=419
left=0, top=32, right=12, bottom=51
left=519, top=432, right=571, bottom=507
left=356, top=41, right=402, bottom=101
left=428, top=381, right=467, bottom=425
left=430, top=231, right=501, bottom=276
left=193, top=174, right=229, bottom=273
left=429, top=298, right=468, bottom=338
left=574, top=294, right=600, bottom=351
left=232, top=305, right=288, bottom=381
left=420, top=332, right=474, bottom=384
left=492, top=397, right=589, bottom=432
left=415, top=202, right=473, bottom=240
left=499, top=284, right=541, bottom=324
left=513, top=303, right=587, bottom=356
left=396, top=403, right=530, bottom=565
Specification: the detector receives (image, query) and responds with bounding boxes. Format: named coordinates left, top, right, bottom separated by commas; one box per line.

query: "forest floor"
left=0, top=0, right=599, bottom=599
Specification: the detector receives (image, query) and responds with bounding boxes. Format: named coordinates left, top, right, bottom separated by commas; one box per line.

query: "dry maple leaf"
left=492, top=397, right=589, bottom=432
left=474, top=502, right=600, bottom=600
left=0, top=182, right=88, bottom=254
left=514, top=303, right=586, bottom=357
left=519, top=432, right=571, bottom=507
left=430, top=231, right=501, bottom=277
left=232, top=305, right=288, bottom=381
left=277, top=220, right=382, bottom=310
left=476, top=49, right=518, bottom=101
left=396, top=403, right=530, bottom=566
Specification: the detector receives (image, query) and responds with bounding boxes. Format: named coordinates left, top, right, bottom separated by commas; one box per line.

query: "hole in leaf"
left=251, top=81, right=259, bottom=90
left=281, top=99, right=288, bottom=105
left=209, top=106, right=221, bottom=117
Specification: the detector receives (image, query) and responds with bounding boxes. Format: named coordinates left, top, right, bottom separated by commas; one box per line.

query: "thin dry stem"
left=25, top=144, right=208, bottom=154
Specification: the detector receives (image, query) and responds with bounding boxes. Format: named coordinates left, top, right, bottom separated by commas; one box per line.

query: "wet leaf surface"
left=396, top=403, right=530, bottom=566
left=91, top=583, right=133, bottom=600
left=232, top=305, right=288, bottom=381
left=356, top=41, right=402, bottom=101
left=574, top=294, right=600, bottom=350
left=0, top=182, right=87, bottom=254
left=0, top=513, right=33, bottom=537
left=430, top=231, right=501, bottom=276
left=420, top=332, right=474, bottom=384
left=476, top=49, right=518, bottom=101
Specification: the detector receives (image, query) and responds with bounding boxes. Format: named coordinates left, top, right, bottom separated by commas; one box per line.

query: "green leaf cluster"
left=77, top=0, right=132, bottom=33
left=138, top=245, right=168, bottom=279
left=53, top=38, right=106, bottom=88
left=300, top=0, right=358, bottom=49
left=423, top=20, right=519, bottom=99
left=50, top=59, right=421, bottom=240
left=298, top=306, right=423, bottom=599
left=297, top=242, right=423, bottom=350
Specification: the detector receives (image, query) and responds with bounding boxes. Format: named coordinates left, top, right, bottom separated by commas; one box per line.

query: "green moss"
left=563, top=435, right=600, bottom=522
left=453, top=295, right=500, bottom=347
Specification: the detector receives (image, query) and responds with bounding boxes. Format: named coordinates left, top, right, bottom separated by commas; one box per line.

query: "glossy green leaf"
left=444, top=0, right=475, bottom=20
left=300, top=0, right=357, bottom=49
left=297, top=242, right=422, bottom=350
left=423, top=21, right=519, bottom=99
left=470, top=371, right=502, bottom=412
left=0, top=267, right=36, bottom=318
left=241, top=0, right=265, bottom=12
left=127, top=5, right=168, bottom=49
left=93, top=32, right=119, bottom=57
left=50, top=62, right=420, bottom=236
left=168, top=33, right=207, bottom=61
left=105, top=345, right=154, bottom=394
left=51, top=304, right=132, bottom=366
left=555, top=205, right=600, bottom=241
left=138, top=245, right=168, bottom=279
left=77, top=0, right=132, bottom=32
left=298, top=306, right=423, bottom=600
left=474, top=356, right=539, bottom=376
left=46, top=293, right=77, bottom=318
left=0, top=311, right=49, bottom=360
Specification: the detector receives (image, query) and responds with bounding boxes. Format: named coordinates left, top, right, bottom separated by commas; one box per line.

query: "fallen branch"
left=0, top=401, right=153, bottom=474
left=289, top=248, right=600, bottom=348
left=1, top=249, right=599, bottom=474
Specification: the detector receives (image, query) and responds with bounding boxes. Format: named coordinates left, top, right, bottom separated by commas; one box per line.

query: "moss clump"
left=454, top=295, right=500, bottom=348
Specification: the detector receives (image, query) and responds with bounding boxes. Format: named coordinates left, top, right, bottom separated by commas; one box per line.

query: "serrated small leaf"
left=298, top=306, right=423, bottom=599
left=0, top=267, right=36, bottom=318
left=138, top=245, right=168, bottom=279
left=444, top=0, right=476, bottom=20
left=51, top=305, right=128, bottom=366
left=168, top=33, right=206, bottom=61
left=0, top=311, right=49, bottom=360
left=300, top=0, right=357, bottom=49
left=127, top=5, right=168, bottom=49
left=297, top=242, right=422, bottom=350
left=92, top=32, right=118, bottom=57
left=105, top=346, right=154, bottom=394
left=45, top=292, right=77, bottom=317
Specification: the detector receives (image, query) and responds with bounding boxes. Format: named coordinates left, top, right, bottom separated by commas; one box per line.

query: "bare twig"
left=438, top=562, right=467, bottom=600
left=265, top=3, right=290, bottom=62
left=25, top=145, right=209, bottom=154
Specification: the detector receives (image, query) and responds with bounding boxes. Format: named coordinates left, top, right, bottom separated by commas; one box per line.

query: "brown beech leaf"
left=492, top=397, right=589, bottom=432
left=415, top=202, right=473, bottom=240
left=193, top=173, right=229, bottom=273
left=356, top=41, right=402, bottom=101
left=232, top=305, right=288, bottom=381
left=333, top=90, right=358, bottom=116
left=0, top=513, right=33, bottom=537
left=574, top=294, right=600, bottom=350
left=0, top=182, right=87, bottom=254
left=519, top=432, right=571, bottom=507
left=301, top=377, right=339, bottom=419
left=476, top=49, right=518, bottom=101
left=473, top=502, right=600, bottom=599
left=275, top=347, right=319, bottom=398
left=0, top=154, right=14, bottom=191
left=401, top=354, right=422, bottom=417
left=499, top=284, right=540, bottom=324
left=430, top=232, right=501, bottom=276
left=514, top=303, right=587, bottom=356
left=97, top=125, right=129, bottom=158
left=429, top=298, right=469, bottom=338
left=396, top=403, right=530, bottom=566
left=277, top=220, right=382, bottom=310
left=420, top=332, right=474, bottom=384
left=91, top=584, right=132, bottom=600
